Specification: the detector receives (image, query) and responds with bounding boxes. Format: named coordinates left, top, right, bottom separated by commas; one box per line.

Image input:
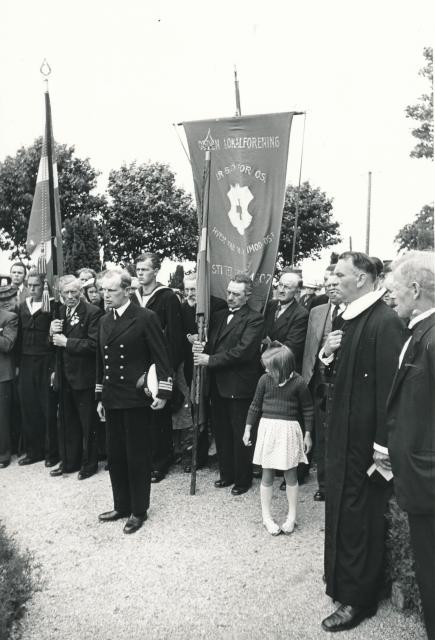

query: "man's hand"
left=194, top=353, right=209, bottom=366
left=304, top=432, right=313, bottom=454
left=373, top=450, right=392, bottom=471
left=323, top=330, right=344, bottom=357
left=97, top=401, right=105, bottom=421
left=151, top=398, right=167, bottom=410
left=187, top=333, right=199, bottom=345
left=50, top=319, right=64, bottom=335
left=52, top=333, right=67, bottom=348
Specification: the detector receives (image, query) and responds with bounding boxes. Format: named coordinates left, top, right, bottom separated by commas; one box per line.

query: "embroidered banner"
left=183, top=113, right=294, bottom=311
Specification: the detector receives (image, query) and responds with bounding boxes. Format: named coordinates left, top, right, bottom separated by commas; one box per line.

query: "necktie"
left=114, top=310, right=119, bottom=320
left=331, top=305, right=338, bottom=324
left=275, top=304, right=282, bottom=321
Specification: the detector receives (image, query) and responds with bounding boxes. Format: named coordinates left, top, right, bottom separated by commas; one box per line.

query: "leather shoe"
left=98, top=510, right=129, bottom=522
left=321, top=604, right=377, bottom=632
left=18, top=456, right=42, bottom=466
left=151, top=470, right=165, bottom=484
left=214, top=479, right=233, bottom=488
left=279, top=479, right=286, bottom=491
left=78, top=469, right=97, bottom=480
left=314, top=490, right=325, bottom=502
left=231, top=485, right=250, bottom=496
left=50, top=466, right=64, bottom=477
left=123, top=514, right=147, bottom=534
left=0, top=460, right=10, bottom=469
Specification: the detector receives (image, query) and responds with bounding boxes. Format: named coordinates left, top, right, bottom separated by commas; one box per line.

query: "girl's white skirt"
left=253, top=418, right=308, bottom=470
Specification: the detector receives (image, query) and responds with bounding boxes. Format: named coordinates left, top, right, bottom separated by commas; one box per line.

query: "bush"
left=0, top=523, right=33, bottom=639
left=385, top=497, right=422, bottom=613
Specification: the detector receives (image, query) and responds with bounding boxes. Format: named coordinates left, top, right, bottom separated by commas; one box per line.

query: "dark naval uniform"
left=96, top=302, right=173, bottom=516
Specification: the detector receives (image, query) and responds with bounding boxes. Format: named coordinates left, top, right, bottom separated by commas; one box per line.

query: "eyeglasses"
left=277, top=282, right=297, bottom=291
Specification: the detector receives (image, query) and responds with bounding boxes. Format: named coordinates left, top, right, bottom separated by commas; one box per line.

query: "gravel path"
left=0, top=458, right=426, bottom=640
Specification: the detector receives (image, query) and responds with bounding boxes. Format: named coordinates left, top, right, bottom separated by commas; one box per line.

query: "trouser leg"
left=211, top=392, right=234, bottom=484
left=106, top=409, right=130, bottom=514
left=125, top=407, right=152, bottom=516
left=19, top=356, right=46, bottom=460
left=150, top=404, right=173, bottom=475
left=230, top=398, right=252, bottom=489
left=74, top=388, right=98, bottom=474
left=408, top=513, right=435, bottom=640
left=0, top=381, right=12, bottom=463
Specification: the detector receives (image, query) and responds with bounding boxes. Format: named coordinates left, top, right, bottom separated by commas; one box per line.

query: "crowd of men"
left=0, top=249, right=433, bottom=638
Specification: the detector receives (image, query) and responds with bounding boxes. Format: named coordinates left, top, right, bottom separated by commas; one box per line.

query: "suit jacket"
left=96, top=302, right=173, bottom=410
left=207, top=304, right=264, bottom=399
left=302, top=302, right=331, bottom=385
left=58, top=300, right=103, bottom=390
left=17, top=300, right=54, bottom=358
left=387, top=313, right=435, bottom=515
left=264, top=299, right=308, bottom=372
left=0, top=309, right=18, bottom=382
left=17, top=286, right=30, bottom=306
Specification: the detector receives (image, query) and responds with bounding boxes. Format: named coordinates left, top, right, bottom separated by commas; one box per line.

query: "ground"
left=0, top=459, right=426, bottom=640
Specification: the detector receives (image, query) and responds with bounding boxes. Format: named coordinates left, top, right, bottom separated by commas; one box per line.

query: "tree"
left=278, top=181, right=341, bottom=266
left=405, top=47, right=433, bottom=160
left=103, top=161, right=198, bottom=263
left=0, top=138, right=107, bottom=256
left=394, top=204, right=434, bottom=251
left=63, top=214, right=102, bottom=274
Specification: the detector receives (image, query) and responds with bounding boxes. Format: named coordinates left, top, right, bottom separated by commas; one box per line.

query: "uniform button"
left=105, top=365, right=109, bottom=369
left=120, top=365, right=124, bottom=369
left=120, top=355, right=124, bottom=359
left=105, top=355, right=108, bottom=359
left=120, top=344, right=124, bottom=348
left=120, top=376, right=124, bottom=380
left=104, top=346, right=108, bottom=350
left=105, top=376, right=109, bottom=380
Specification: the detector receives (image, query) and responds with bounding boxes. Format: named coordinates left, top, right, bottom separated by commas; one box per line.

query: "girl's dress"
left=247, top=372, right=314, bottom=470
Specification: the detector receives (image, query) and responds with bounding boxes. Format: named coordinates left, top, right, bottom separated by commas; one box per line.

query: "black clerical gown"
left=324, top=298, right=405, bottom=607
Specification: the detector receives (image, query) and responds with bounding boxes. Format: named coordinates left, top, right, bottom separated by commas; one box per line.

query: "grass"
left=0, top=523, right=34, bottom=640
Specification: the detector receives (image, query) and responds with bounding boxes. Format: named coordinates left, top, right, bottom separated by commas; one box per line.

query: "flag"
left=183, top=112, right=294, bottom=311
left=27, top=88, right=63, bottom=292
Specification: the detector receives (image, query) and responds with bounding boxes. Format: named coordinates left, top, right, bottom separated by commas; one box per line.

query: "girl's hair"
left=261, top=342, right=295, bottom=384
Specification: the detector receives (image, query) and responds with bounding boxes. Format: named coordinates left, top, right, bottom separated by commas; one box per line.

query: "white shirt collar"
left=26, top=298, right=42, bottom=314
left=342, top=289, right=384, bottom=321
left=114, top=300, right=130, bottom=318
left=408, top=308, right=435, bottom=330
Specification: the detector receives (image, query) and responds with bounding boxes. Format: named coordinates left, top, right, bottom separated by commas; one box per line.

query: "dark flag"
left=27, top=85, right=63, bottom=308
left=183, top=112, right=294, bottom=311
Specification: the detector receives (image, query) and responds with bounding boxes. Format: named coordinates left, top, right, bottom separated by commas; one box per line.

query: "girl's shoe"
left=263, top=518, right=281, bottom=536
left=281, top=519, right=296, bottom=534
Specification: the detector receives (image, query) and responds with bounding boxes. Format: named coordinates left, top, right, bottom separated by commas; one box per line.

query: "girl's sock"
left=260, top=483, right=280, bottom=535
left=282, top=482, right=298, bottom=533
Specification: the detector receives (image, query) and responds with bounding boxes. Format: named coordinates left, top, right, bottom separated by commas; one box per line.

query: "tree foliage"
left=395, top=204, right=434, bottom=251
left=103, top=161, right=198, bottom=264
left=169, top=264, right=185, bottom=289
left=405, top=47, right=433, bottom=160
left=0, top=138, right=107, bottom=256
left=63, top=214, right=102, bottom=274
left=278, top=181, right=341, bottom=266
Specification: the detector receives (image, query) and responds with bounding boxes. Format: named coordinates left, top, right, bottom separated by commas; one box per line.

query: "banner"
left=183, top=112, right=294, bottom=311
left=27, top=89, right=63, bottom=285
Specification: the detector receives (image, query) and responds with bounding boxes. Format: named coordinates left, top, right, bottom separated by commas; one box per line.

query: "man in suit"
left=384, top=251, right=435, bottom=640
left=17, top=270, right=58, bottom=466
left=10, top=262, right=29, bottom=306
left=0, top=282, right=18, bottom=468
left=96, top=269, right=173, bottom=534
left=302, top=272, right=345, bottom=501
left=194, top=273, right=264, bottom=495
left=319, top=252, right=405, bottom=632
left=264, top=269, right=308, bottom=373
left=49, top=275, right=103, bottom=480
left=132, top=252, right=184, bottom=482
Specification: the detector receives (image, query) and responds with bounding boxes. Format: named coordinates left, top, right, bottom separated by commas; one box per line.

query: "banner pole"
left=291, top=112, right=307, bottom=266
left=234, top=66, right=241, bottom=116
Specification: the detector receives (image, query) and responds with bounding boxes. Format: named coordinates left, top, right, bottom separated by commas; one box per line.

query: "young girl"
left=243, top=343, right=313, bottom=535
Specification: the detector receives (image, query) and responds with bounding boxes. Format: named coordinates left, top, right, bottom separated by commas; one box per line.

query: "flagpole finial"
left=40, top=59, right=51, bottom=91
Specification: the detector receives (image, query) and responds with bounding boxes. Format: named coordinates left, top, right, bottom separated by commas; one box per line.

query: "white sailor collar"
left=342, top=288, right=385, bottom=321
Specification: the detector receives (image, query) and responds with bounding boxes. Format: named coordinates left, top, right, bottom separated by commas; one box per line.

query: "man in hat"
left=0, top=277, right=18, bottom=468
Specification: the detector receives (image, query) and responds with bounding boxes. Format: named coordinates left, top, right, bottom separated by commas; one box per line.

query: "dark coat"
left=207, top=304, right=264, bottom=399
left=131, top=285, right=184, bottom=368
left=57, top=300, right=103, bottom=390
left=96, top=303, right=173, bottom=410
left=0, top=310, right=18, bottom=382
left=387, top=313, right=435, bottom=515
left=264, top=299, right=308, bottom=372
left=302, top=302, right=331, bottom=385
left=17, top=300, right=53, bottom=358
left=324, top=298, right=406, bottom=606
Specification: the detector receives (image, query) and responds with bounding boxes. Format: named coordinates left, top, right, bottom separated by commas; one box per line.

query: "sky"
left=0, top=0, right=433, bottom=280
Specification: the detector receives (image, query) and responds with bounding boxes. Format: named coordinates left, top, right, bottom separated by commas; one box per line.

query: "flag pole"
left=41, top=61, right=58, bottom=280
left=291, top=112, right=306, bottom=266
left=234, top=66, right=241, bottom=116
left=190, top=148, right=211, bottom=495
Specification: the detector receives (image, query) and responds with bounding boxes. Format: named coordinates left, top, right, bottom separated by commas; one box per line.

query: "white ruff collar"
left=342, top=289, right=384, bottom=321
